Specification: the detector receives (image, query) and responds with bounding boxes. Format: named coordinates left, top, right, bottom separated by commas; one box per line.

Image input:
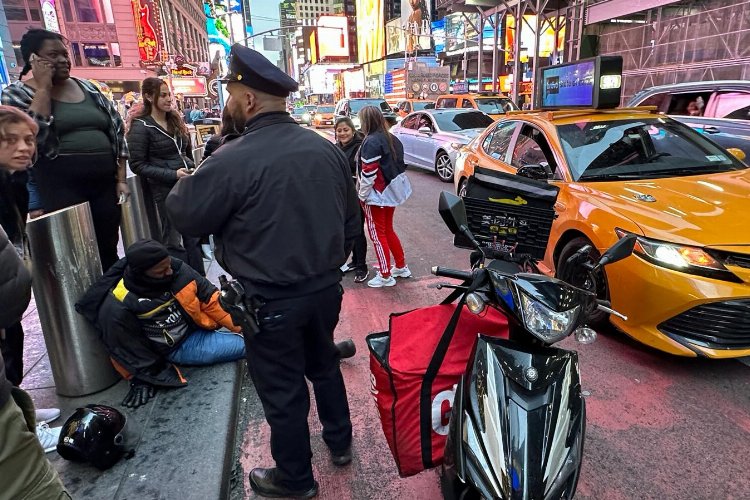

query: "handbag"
left=366, top=275, right=509, bottom=476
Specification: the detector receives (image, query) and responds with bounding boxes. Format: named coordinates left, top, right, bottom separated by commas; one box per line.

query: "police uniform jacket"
left=166, top=112, right=361, bottom=300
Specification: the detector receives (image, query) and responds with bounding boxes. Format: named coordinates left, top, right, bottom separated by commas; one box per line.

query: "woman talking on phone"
left=126, top=77, right=204, bottom=275
left=0, top=29, right=129, bottom=271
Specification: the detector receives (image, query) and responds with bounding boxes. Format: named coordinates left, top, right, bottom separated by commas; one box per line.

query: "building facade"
left=295, top=0, right=335, bottom=27
left=4, top=0, right=209, bottom=98
left=587, top=0, right=750, bottom=101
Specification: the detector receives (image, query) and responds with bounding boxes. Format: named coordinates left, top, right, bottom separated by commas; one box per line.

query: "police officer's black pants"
left=244, top=284, right=352, bottom=490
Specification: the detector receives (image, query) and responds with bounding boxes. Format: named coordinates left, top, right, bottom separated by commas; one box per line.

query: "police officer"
left=166, top=45, right=360, bottom=499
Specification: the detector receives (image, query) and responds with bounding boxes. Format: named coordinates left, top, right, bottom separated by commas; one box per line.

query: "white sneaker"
left=36, top=423, right=62, bottom=453
left=367, top=273, right=397, bottom=288
left=390, top=265, right=412, bottom=278
left=35, top=407, right=61, bottom=424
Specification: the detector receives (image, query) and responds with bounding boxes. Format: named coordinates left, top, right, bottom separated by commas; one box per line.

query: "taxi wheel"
left=435, top=152, right=454, bottom=183
left=556, top=237, right=609, bottom=326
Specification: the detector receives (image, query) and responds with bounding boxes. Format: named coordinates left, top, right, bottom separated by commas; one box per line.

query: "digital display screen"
left=540, top=60, right=595, bottom=108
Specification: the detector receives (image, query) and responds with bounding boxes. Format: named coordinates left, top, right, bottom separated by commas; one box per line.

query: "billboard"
left=386, top=19, right=404, bottom=55
left=356, top=0, right=384, bottom=64
left=402, top=0, right=431, bottom=52
left=40, top=0, right=61, bottom=33
left=505, top=15, right=565, bottom=62
left=132, top=0, right=163, bottom=64
left=170, top=76, right=208, bottom=97
left=318, top=15, right=349, bottom=62
left=432, top=19, right=445, bottom=53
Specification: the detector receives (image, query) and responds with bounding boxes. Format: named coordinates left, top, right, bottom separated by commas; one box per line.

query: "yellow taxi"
left=454, top=106, right=750, bottom=358
left=394, top=99, right=435, bottom=118
left=435, top=93, right=518, bottom=120
left=312, top=105, right=336, bottom=128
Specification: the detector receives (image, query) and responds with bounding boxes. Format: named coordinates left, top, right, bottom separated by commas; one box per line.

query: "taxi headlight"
left=615, top=229, right=739, bottom=282
left=450, top=142, right=463, bottom=150
left=315, top=113, right=322, bottom=119
left=519, top=292, right=579, bottom=344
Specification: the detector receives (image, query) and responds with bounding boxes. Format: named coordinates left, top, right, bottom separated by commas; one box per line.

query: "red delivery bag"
left=366, top=284, right=508, bottom=477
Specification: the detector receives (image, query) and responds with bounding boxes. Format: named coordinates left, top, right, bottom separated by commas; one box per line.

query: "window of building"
left=5, top=0, right=29, bottom=21
left=82, top=43, right=112, bottom=66
left=70, top=43, right=84, bottom=67
left=62, top=0, right=74, bottom=22
left=73, top=0, right=104, bottom=22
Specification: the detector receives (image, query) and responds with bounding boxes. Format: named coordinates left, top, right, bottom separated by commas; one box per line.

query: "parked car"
left=392, top=109, right=494, bottom=182
left=334, top=98, right=398, bottom=129
left=435, top=93, right=518, bottom=120
left=290, top=107, right=306, bottom=124
left=454, top=106, right=750, bottom=359
left=394, top=99, right=435, bottom=118
left=312, top=105, right=336, bottom=128
left=627, top=81, right=750, bottom=157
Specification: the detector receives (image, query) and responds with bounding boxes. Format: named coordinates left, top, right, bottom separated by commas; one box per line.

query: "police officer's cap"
left=221, top=44, right=298, bottom=97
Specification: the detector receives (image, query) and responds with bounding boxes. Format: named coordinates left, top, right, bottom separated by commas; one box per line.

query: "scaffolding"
left=591, top=0, right=750, bottom=101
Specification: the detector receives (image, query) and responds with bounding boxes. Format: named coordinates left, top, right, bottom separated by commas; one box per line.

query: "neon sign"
left=132, top=0, right=162, bottom=64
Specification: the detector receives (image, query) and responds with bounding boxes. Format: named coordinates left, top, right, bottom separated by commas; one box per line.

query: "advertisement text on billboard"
left=386, top=19, right=404, bottom=55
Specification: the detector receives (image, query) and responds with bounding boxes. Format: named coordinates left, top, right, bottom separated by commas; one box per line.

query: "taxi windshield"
left=413, top=101, right=434, bottom=111
left=556, top=118, right=747, bottom=182
left=474, top=97, right=518, bottom=114
left=317, top=106, right=335, bottom=113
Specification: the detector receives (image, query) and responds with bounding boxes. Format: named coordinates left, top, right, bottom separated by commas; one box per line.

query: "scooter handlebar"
left=431, top=266, right=473, bottom=282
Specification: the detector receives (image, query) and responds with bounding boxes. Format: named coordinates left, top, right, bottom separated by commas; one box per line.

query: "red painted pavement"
left=235, top=127, right=750, bottom=499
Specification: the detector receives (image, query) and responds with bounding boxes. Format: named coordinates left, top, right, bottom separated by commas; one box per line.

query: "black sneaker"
left=249, top=468, right=318, bottom=498
left=353, top=268, right=369, bottom=283
left=335, top=339, right=356, bottom=359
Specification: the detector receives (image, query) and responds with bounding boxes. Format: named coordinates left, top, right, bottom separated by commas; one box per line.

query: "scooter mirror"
left=438, top=191, right=468, bottom=235
left=598, top=234, right=637, bottom=267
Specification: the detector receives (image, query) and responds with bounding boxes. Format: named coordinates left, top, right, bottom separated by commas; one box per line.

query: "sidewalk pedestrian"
left=335, top=116, right=368, bottom=283
left=76, top=239, right=245, bottom=408
left=357, top=105, right=413, bottom=288
left=0, top=104, right=63, bottom=440
left=166, top=44, right=360, bottom=499
left=0, top=225, right=70, bottom=499
left=0, top=28, right=129, bottom=271
left=127, top=77, right=204, bottom=275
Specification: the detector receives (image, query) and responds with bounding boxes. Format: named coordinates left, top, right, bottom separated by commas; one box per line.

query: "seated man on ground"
left=76, top=239, right=245, bottom=408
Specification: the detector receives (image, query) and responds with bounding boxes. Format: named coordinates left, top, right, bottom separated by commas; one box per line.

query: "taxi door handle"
left=703, top=126, right=720, bottom=134
left=554, top=202, right=566, bottom=212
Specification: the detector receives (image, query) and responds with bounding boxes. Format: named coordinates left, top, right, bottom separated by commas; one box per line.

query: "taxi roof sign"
left=536, top=56, right=623, bottom=110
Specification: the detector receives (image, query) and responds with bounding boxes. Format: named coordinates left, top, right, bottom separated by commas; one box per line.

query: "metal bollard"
left=121, top=175, right=159, bottom=247
left=27, top=203, right=119, bottom=396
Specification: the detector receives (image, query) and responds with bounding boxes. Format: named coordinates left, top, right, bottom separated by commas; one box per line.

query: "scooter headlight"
left=518, top=292, right=580, bottom=343
left=465, top=292, right=486, bottom=315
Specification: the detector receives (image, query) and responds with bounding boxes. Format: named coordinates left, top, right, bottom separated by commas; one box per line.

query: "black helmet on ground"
left=56, top=404, right=133, bottom=470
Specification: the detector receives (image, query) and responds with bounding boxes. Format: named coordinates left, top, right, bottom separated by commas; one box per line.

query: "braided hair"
left=19, top=29, right=66, bottom=80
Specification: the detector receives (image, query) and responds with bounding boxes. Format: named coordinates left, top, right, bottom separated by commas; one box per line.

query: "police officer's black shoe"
left=249, top=467, right=318, bottom=498
left=330, top=447, right=352, bottom=466
left=335, top=339, right=356, bottom=359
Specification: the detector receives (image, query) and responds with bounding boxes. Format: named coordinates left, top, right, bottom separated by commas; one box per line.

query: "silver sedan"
left=391, top=109, right=495, bottom=182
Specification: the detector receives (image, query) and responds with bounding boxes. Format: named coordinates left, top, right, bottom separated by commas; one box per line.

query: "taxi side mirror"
left=727, top=147, right=746, bottom=162
left=418, top=127, right=432, bottom=135
left=517, top=164, right=550, bottom=180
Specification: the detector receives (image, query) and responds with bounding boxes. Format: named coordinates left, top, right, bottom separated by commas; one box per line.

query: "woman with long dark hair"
left=357, top=106, right=412, bottom=288
left=127, top=77, right=204, bottom=275
left=1, top=28, right=129, bottom=271
left=335, top=116, right=368, bottom=282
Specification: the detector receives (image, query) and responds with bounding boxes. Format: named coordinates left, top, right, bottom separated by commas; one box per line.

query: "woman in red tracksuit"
left=357, top=106, right=413, bottom=288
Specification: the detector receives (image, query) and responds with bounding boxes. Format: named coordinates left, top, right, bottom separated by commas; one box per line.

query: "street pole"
left=512, top=1, right=523, bottom=105
left=477, top=10, right=483, bottom=92
left=492, top=12, right=499, bottom=93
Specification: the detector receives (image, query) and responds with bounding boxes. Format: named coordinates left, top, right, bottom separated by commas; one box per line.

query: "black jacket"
left=127, top=116, right=194, bottom=194
left=0, top=226, right=32, bottom=408
left=75, top=258, right=238, bottom=387
left=336, top=132, right=363, bottom=178
left=166, top=112, right=361, bottom=300
left=0, top=170, right=28, bottom=249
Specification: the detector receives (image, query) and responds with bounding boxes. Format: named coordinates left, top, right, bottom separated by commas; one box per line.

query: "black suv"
left=334, top=98, right=398, bottom=129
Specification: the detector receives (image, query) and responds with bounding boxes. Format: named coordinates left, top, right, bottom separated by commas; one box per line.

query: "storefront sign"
left=452, top=81, right=469, bottom=93
left=132, top=0, right=163, bottom=64
left=40, top=0, right=61, bottom=33
left=171, top=64, right=197, bottom=77
left=170, top=76, right=208, bottom=97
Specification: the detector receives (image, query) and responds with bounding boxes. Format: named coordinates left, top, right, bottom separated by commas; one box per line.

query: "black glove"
left=218, top=275, right=259, bottom=336
left=122, top=380, right=156, bottom=408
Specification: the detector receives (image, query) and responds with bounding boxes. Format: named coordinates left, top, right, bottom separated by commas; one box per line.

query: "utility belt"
left=218, top=275, right=264, bottom=337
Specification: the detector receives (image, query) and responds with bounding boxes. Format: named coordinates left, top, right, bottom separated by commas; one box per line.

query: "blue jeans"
left=167, top=329, right=245, bottom=366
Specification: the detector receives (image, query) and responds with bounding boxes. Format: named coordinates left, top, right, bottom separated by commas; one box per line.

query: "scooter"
left=435, top=191, right=635, bottom=500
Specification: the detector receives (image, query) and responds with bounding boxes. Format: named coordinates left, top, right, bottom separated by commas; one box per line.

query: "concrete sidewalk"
left=19, top=258, right=245, bottom=499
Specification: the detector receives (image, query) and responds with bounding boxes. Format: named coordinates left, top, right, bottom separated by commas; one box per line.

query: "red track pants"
left=363, top=204, right=406, bottom=278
